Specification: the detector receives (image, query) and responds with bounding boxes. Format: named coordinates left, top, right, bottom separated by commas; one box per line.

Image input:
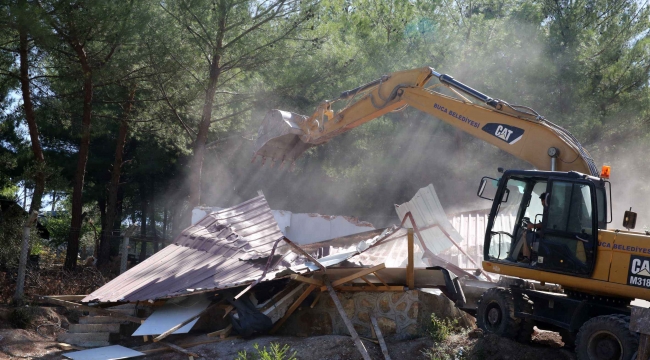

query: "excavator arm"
left=254, top=67, right=599, bottom=176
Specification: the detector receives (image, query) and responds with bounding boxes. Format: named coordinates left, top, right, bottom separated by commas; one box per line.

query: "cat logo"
left=481, top=123, right=524, bottom=145
left=628, top=255, right=650, bottom=288
left=495, top=125, right=513, bottom=141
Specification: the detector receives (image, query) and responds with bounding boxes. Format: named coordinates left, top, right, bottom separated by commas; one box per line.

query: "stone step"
left=88, top=307, right=135, bottom=316
left=69, top=323, right=121, bottom=333
left=79, top=316, right=123, bottom=324
left=57, top=332, right=114, bottom=346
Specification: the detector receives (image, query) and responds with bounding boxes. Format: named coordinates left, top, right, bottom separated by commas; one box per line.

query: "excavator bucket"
left=253, top=109, right=313, bottom=167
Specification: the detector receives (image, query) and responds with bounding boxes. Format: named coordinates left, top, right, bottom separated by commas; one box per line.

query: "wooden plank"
left=360, top=276, right=377, bottom=289
left=139, top=336, right=240, bottom=355
left=324, top=275, right=371, bottom=360
left=310, top=292, right=322, bottom=308
left=153, top=303, right=219, bottom=342
left=38, top=297, right=142, bottom=324
left=638, top=334, right=650, bottom=360
left=57, top=343, right=84, bottom=351
left=270, top=284, right=317, bottom=334
left=290, top=274, right=324, bottom=286
left=257, top=282, right=300, bottom=313
left=373, top=272, right=389, bottom=287
left=336, top=286, right=405, bottom=292
left=319, top=264, right=386, bottom=291
left=222, top=305, right=234, bottom=318
left=159, top=341, right=200, bottom=358
left=207, top=324, right=232, bottom=338
left=45, top=295, right=87, bottom=301
left=371, top=315, right=392, bottom=360
left=407, top=228, right=415, bottom=290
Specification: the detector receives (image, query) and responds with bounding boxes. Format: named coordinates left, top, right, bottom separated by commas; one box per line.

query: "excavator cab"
left=479, top=170, right=607, bottom=278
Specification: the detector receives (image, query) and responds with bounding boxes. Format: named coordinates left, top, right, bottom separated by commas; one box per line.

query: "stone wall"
left=279, top=289, right=474, bottom=339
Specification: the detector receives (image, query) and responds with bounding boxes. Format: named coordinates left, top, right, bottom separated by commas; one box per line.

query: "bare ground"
left=0, top=308, right=575, bottom=360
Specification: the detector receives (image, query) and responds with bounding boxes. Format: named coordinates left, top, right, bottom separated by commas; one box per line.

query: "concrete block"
left=57, top=332, right=115, bottom=346
left=69, top=323, right=121, bottom=333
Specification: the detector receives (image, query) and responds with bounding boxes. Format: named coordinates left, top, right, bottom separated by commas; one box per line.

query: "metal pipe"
left=551, top=157, right=556, bottom=171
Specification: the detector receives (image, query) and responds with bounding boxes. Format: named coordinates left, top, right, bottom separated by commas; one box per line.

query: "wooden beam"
left=310, top=292, right=322, bottom=308
left=38, top=297, right=142, bottom=324
left=336, top=286, right=405, bottom=292
left=319, top=264, right=386, bottom=291
left=360, top=276, right=377, bottom=289
left=222, top=305, right=234, bottom=318
left=283, top=238, right=326, bottom=271
left=139, top=336, right=239, bottom=355
left=323, top=275, right=371, bottom=360
left=207, top=324, right=232, bottom=338
left=270, top=284, right=317, bottom=334
left=159, top=341, right=200, bottom=358
left=44, top=295, right=87, bottom=301
left=407, top=228, right=415, bottom=290
left=371, top=315, right=392, bottom=360
left=57, top=343, right=84, bottom=351
left=373, top=272, right=389, bottom=287
left=153, top=303, right=219, bottom=342
left=290, top=274, right=324, bottom=286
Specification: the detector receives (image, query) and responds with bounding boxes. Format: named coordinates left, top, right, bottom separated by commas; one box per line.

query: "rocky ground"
left=0, top=304, right=574, bottom=360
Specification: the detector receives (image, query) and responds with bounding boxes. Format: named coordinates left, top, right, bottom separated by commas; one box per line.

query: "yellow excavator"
left=254, top=67, right=650, bottom=360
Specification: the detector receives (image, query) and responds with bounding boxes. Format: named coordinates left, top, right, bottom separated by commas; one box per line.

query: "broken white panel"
left=192, top=207, right=374, bottom=245
left=132, top=294, right=210, bottom=336
left=395, top=184, right=462, bottom=254
left=64, top=345, right=144, bottom=360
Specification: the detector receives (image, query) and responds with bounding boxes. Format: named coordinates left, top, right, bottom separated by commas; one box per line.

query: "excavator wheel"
left=477, top=287, right=531, bottom=341
left=576, top=314, right=638, bottom=360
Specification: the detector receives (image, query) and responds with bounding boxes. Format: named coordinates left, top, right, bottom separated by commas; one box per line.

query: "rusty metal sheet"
left=82, top=195, right=287, bottom=303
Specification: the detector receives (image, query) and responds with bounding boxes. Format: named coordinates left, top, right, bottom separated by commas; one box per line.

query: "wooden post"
left=120, top=236, right=129, bottom=274
left=407, top=228, right=414, bottom=290
left=323, top=275, right=371, bottom=360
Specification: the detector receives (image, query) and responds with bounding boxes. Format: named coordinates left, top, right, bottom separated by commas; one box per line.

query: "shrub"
left=429, top=313, right=458, bottom=342
left=235, top=343, right=297, bottom=360
left=9, top=306, right=35, bottom=329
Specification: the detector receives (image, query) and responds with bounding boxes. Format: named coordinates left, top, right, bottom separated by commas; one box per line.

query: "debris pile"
left=37, top=185, right=487, bottom=359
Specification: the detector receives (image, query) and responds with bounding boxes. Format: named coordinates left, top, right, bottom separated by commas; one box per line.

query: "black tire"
left=576, top=314, right=639, bottom=360
left=477, top=287, right=528, bottom=340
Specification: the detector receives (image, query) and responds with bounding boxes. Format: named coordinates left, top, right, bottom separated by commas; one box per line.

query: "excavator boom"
left=254, top=67, right=598, bottom=176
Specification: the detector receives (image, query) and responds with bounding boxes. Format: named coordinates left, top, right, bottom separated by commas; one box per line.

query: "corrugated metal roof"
left=82, top=196, right=288, bottom=303
left=442, top=209, right=515, bottom=269
left=394, top=184, right=463, bottom=254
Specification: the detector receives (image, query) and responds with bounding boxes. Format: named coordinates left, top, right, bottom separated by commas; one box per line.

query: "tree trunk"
left=139, top=183, right=148, bottom=262
left=98, top=86, right=135, bottom=267
left=187, top=10, right=226, bottom=212
left=64, top=42, right=93, bottom=270
left=162, top=207, right=168, bottom=246
left=14, top=22, right=46, bottom=301
left=149, top=178, right=158, bottom=253
left=97, top=196, right=106, bottom=258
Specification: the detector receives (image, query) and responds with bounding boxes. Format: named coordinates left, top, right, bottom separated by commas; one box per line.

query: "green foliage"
left=235, top=343, right=297, bottom=360
left=429, top=314, right=459, bottom=342
left=8, top=306, right=35, bottom=329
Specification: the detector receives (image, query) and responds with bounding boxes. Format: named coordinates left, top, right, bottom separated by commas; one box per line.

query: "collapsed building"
left=49, top=184, right=488, bottom=359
